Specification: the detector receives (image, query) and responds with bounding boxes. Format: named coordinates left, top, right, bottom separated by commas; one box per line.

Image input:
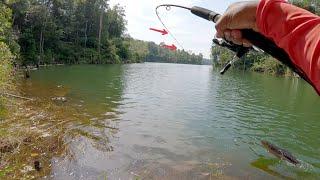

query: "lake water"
left=23, top=63, right=320, bottom=179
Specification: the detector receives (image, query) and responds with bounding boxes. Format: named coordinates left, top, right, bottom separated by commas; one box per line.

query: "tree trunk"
left=84, top=21, right=88, bottom=48
left=38, top=30, right=43, bottom=66
left=98, top=9, right=103, bottom=63
left=83, top=20, right=88, bottom=60
left=38, top=5, right=48, bottom=67
left=41, top=33, right=45, bottom=63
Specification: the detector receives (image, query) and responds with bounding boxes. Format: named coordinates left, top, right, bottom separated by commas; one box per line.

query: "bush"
left=251, top=56, right=286, bottom=75
left=0, top=42, right=13, bottom=92
left=0, top=42, right=14, bottom=118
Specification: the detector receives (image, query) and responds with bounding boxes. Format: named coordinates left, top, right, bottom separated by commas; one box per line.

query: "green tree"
left=0, top=2, right=19, bottom=55
left=0, top=2, right=15, bottom=115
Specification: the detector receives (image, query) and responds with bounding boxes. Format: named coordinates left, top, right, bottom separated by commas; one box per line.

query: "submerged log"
left=25, top=67, right=30, bottom=79
left=2, top=93, right=33, bottom=101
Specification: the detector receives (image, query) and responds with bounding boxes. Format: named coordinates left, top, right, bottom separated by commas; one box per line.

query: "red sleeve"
left=256, top=0, right=320, bottom=95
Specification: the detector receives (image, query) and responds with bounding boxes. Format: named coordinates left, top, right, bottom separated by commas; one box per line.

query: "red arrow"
left=161, top=44, right=177, bottom=51
left=149, top=28, right=168, bottom=35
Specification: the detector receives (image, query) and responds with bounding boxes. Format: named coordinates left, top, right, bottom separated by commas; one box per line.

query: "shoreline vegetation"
left=0, top=84, right=99, bottom=178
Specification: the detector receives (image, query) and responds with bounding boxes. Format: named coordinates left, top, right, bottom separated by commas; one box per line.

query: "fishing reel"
left=212, top=38, right=252, bottom=74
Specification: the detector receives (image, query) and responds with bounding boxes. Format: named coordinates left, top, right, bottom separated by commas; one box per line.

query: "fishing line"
left=155, top=4, right=191, bottom=49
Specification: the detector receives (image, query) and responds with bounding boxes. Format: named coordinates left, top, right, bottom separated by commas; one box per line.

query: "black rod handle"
left=191, top=6, right=221, bottom=22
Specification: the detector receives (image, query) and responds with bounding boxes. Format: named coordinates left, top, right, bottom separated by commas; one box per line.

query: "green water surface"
left=25, top=63, right=320, bottom=179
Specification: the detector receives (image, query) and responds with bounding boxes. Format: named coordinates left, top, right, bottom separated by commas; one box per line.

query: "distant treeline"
left=211, top=0, right=319, bottom=76
left=128, top=39, right=204, bottom=65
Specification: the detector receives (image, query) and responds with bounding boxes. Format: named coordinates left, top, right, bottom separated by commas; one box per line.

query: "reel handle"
left=220, top=63, right=232, bottom=75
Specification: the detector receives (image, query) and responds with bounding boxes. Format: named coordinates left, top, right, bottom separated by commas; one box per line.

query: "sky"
left=109, top=0, right=242, bottom=58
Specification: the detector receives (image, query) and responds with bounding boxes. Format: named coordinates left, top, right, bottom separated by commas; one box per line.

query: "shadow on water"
left=251, top=155, right=318, bottom=180
left=251, top=156, right=293, bottom=180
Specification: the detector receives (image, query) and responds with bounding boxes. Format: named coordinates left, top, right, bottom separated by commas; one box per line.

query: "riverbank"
left=0, top=81, right=90, bottom=179
left=0, top=70, right=122, bottom=179
left=1, top=94, right=59, bottom=178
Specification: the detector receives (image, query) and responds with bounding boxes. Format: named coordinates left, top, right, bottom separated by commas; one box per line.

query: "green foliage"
left=125, top=38, right=148, bottom=63
left=143, top=41, right=203, bottom=64
left=211, top=44, right=289, bottom=75
left=0, top=2, right=16, bottom=118
left=106, top=5, right=127, bottom=38
left=0, top=2, right=19, bottom=55
left=211, top=45, right=233, bottom=67
left=1, top=0, right=204, bottom=66
left=250, top=56, right=286, bottom=75
left=8, top=0, right=129, bottom=65
left=0, top=42, right=13, bottom=117
left=0, top=42, right=13, bottom=91
left=122, top=38, right=204, bottom=64
left=0, top=4, right=12, bottom=41
left=0, top=3, right=14, bottom=92
left=102, top=39, right=120, bottom=64
left=290, top=0, right=320, bottom=15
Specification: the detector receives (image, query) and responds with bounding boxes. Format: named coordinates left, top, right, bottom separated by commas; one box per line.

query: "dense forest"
left=1, top=0, right=204, bottom=66
left=211, top=0, right=320, bottom=75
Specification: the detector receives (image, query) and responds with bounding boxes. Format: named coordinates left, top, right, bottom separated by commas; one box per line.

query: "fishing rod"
left=155, top=4, right=317, bottom=92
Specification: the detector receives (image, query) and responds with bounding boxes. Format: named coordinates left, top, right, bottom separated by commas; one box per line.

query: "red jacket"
left=256, top=0, right=320, bottom=95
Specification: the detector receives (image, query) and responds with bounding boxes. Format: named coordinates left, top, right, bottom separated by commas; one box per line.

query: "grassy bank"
left=0, top=83, right=96, bottom=178
left=0, top=98, right=67, bottom=178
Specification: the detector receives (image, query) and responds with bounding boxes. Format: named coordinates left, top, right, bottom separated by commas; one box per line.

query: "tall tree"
left=97, top=0, right=108, bottom=62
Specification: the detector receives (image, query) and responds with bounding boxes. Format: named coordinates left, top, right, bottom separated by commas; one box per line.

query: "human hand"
left=215, top=1, right=259, bottom=47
